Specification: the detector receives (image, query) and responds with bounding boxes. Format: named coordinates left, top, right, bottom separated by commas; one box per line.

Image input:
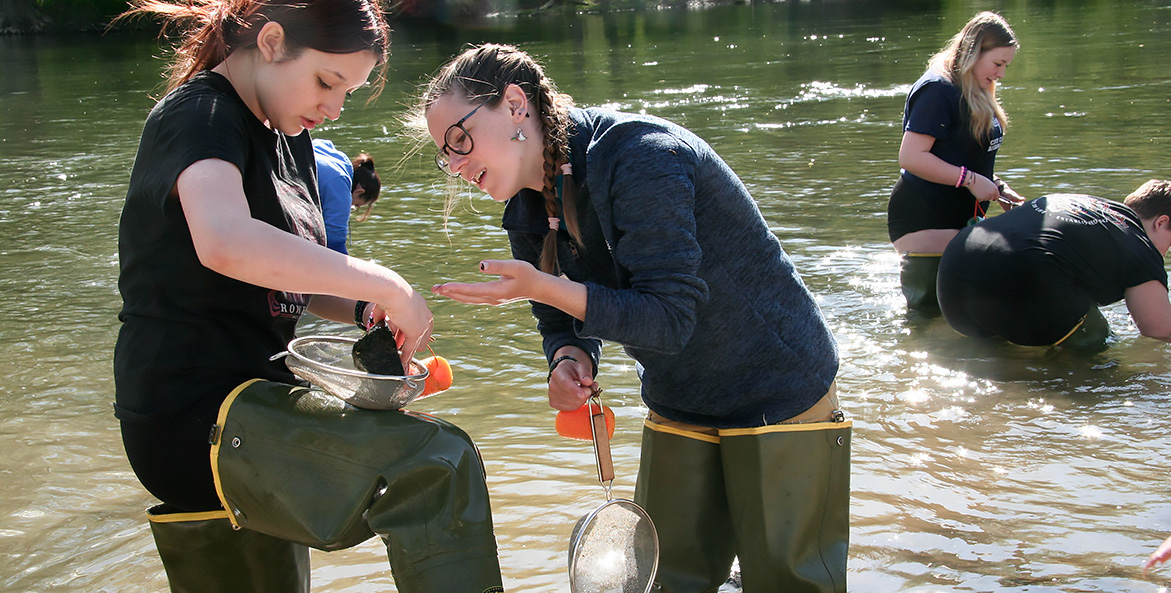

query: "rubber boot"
left=147, top=504, right=310, bottom=593
left=1054, top=306, right=1111, bottom=352
left=209, top=380, right=503, bottom=593
left=899, top=253, right=942, bottom=314
left=718, top=418, right=852, bottom=593
left=635, top=420, right=736, bottom=593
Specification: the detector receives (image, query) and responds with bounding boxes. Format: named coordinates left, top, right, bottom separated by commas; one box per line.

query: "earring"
left=512, top=128, right=527, bottom=142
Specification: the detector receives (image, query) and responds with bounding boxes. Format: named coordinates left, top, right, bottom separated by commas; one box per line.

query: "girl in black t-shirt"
left=113, top=1, right=503, bottom=591
left=886, top=11, right=1026, bottom=313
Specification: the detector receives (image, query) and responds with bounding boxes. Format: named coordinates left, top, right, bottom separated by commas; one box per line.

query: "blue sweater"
left=503, top=107, right=839, bottom=428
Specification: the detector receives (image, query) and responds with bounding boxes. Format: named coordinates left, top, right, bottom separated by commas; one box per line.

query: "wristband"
left=547, top=355, right=578, bottom=382
left=955, top=166, right=968, bottom=188
left=354, top=300, right=371, bottom=329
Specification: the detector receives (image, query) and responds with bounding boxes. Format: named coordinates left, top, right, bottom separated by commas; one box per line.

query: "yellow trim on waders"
left=644, top=418, right=722, bottom=444
left=902, top=252, right=943, bottom=258
left=148, top=509, right=230, bottom=524
left=209, top=378, right=262, bottom=530
left=1051, top=314, right=1088, bottom=346
left=718, top=418, right=853, bottom=438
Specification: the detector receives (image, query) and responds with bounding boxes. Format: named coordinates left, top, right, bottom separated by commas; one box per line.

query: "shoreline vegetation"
left=0, top=0, right=756, bottom=34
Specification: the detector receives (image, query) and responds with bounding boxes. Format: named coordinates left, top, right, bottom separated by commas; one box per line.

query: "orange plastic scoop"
left=419, top=346, right=453, bottom=397
left=556, top=401, right=616, bottom=441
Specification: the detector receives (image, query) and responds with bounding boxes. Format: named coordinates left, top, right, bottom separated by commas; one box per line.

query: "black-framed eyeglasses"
left=435, top=96, right=493, bottom=178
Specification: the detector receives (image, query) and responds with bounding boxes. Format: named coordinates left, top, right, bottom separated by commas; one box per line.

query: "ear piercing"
left=512, top=128, right=527, bottom=142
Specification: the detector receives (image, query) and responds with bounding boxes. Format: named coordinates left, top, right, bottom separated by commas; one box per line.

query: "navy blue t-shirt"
left=887, top=71, right=1005, bottom=241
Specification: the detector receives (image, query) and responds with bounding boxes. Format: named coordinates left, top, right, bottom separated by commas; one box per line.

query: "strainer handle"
left=588, top=394, right=615, bottom=487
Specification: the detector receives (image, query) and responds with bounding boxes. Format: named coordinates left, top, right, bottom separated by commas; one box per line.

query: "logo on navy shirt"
left=987, top=119, right=1004, bottom=152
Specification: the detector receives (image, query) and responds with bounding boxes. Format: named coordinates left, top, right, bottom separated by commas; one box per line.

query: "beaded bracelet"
left=955, top=166, right=968, bottom=188
left=547, top=355, right=578, bottom=382
left=354, top=300, right=371, bottom=330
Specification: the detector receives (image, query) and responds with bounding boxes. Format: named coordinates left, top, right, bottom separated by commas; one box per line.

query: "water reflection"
left=3, top=1, right=1171, bottom=592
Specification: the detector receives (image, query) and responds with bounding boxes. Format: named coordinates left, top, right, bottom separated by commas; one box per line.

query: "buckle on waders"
left=830, top=410, right=845, bottom=423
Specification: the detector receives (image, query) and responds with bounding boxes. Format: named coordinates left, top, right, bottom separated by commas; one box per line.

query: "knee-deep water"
left=2, top=1, right=1171, bottom=591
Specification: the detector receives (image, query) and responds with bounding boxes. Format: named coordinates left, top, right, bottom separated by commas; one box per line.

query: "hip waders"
left=147, top=379, right=503, bottom=593
left=635, top=388, right=851, bottom=593
left=900, top=253, right=942, bottom=314
left=148, top=505, right=310, bottom=593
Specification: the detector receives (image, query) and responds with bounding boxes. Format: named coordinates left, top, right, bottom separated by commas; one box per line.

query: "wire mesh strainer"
left=567, top=393, right=659, bottom=593
left=271, top=335, right=428, bottom=410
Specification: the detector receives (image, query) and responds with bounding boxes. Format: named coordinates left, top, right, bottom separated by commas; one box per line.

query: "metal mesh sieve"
left=568, top=499, right=659, bottom=593
left=273, top=335, right=428, bottom=410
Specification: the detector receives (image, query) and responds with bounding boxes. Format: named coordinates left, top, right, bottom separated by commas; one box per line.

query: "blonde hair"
left=419, top=43, right=579, bottom=274
left=927, top=11, right=1017, bottom=141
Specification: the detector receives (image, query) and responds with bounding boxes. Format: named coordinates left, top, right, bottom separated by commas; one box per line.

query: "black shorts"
left=120, top=391, right=225, bottom=512
left=937, top=226, right=1092, bottom=345
left=887, top=176, right=988, bottom=243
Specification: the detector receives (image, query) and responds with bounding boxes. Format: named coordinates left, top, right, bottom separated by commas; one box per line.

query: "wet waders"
left=635, top=389, right=851, bottom=593
left=151, top=379, right=504, bottom=593
left=900, top=253, right=942, bottom=314
left=148, top=505, right=310, bottom=593
left=1052, top=306, right=1111, bottom=352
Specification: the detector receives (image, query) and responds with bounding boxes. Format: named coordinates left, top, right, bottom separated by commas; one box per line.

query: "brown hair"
left=927, top=11, right=1018, bottom=140
left=115, top=0, right=390, bottom=98
left=1124, top=179, right=1171, bottom=221
left=350, top=152, right=380, bottom=221
left=421, top=43, right=579, bottom=274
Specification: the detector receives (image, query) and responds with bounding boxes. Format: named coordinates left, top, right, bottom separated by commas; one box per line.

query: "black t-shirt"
left=114, top=71, right=325, bottom=421
left=951, top=194, right=1167, bottom=305
left=887, top=71, right=1004, bottom=239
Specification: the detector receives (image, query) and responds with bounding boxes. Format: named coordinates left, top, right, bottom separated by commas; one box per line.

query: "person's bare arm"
left=898, top=130, right=999, bottom=202
left=178, top=158, right=433, bottom=360
left=1123, top=280, right=1171, bottom=342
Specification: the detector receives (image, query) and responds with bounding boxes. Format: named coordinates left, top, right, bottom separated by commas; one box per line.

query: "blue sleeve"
left=318, top=173, right=351, bottom=254
left=578, top=131, right=710, bottom=354
left=904, top=80, right=958, bottom=140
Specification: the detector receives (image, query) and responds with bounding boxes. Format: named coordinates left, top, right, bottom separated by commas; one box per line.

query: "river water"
left=2, top=1, right=1171, bottom=591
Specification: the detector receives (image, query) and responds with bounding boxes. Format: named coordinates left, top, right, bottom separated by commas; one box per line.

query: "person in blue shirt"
left=312, top=138, right=381, bottom=254
left=886, top=11, right=1025, bottom=313
left=419, top=43, right=848, bottom=593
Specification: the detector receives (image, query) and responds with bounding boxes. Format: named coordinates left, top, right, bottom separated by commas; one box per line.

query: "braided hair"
left=422, top=43, right=581, bottom=274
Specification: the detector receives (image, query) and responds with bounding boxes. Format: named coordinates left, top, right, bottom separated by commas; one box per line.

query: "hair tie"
left=549, top=217, right=560, bottom=231
left=561, top=163, right=572, bottom=176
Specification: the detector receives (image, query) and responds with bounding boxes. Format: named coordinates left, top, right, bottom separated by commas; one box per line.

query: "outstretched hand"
left=1145, top=535, right=1171, bottom=575
left=432, top=259, right=540, bottom=306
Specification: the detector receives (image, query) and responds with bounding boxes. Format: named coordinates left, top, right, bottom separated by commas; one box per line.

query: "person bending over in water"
left=113, top=1, right=502, bottom=591
left=887, top=11, right=1026, bottom=313
left=419, top=43, right=849, bottom=593
left=937, top=180, right=1171, bottom=351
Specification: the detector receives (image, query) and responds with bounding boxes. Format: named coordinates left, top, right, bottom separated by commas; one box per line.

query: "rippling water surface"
left=2, top=1, right=1171, bottom=591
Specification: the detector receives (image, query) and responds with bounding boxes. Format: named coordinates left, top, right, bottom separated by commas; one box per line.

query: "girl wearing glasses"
left=420, top=43, right=848, bottom=593
left=113, top=1, right=502, bottom=591
left=886, top=11, right=1025, bottom=313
